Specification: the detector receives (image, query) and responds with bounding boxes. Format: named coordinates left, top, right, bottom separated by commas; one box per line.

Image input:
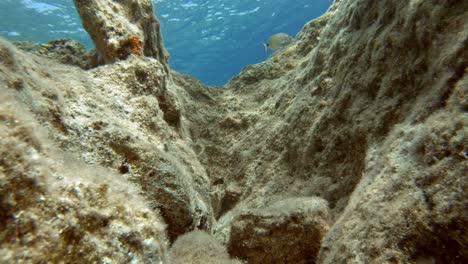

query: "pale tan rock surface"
left=170, top=230, right=241, bottom=264
left=0, top=38, right=214, bottom=244
left=227, top=197, right=330, bottom=263
left=0, top=42, right=169, bottom=262
left=13, top=38, right=97, bottom=69
left=73, top=0, right=168, bottom=68
left=0, top=0, right=467, bottom=263
left=210, top=0, right=467, bottom=263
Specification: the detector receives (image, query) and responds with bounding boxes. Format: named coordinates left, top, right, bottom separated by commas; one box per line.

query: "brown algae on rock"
left=1, top=0, right=467, bottom=263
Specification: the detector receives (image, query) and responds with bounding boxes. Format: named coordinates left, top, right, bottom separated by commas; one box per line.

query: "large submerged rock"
left=0, top=0, right=466, bottom=263
left=13, top=38, right=97, bottom=69
left=0, top=41, right=170, bottom=263
left=227, top=197, right=331, bottom=263
left=73, top=0, right=168, bottom=69
left=170, top=230, right=241, bottom=264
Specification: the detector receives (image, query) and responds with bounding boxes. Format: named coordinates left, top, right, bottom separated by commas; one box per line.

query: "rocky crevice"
left=0, top=0, right=466, bottom=263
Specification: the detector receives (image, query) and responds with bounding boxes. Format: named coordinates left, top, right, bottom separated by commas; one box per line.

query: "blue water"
left=0, top=0, right=332, bottom=85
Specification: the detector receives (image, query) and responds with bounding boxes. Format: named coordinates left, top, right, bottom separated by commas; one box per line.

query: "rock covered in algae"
left=227, top=197, right=331, bottom=264
left=0, top=0, right=467, bottom=263
left=73, top=0, right=168, bottom=69
left=215, top=0, right=467, bottom=263
left=0, top=40, right=170, bottom=263
left=13, top=38, right=97, bottom=69
left=170, top=230, right=242, bottom=264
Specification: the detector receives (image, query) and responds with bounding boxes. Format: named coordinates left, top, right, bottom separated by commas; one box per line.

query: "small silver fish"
left=263, top=33, right=293, bottom=53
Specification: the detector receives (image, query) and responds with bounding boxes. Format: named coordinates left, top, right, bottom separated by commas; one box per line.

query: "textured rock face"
left=0, top=43, right=169, bottom=263
left=0, top=37, right=213, bottom=253
left=73, top=0, right=168, bottom=68
left=1, top=0, right=467, bottom=263
left=13, top=38, right=97, bottom=69
left=227, top=197, right=330, bottom=263
left=170, top=230, right=241, bottom=264
left=211, top=0, right=467, bottom=263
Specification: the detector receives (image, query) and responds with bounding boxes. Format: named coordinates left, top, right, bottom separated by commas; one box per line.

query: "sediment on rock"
left=13, top=39, right=98, bottom=69
left=227, top=197, right=331, bottom=264
left=170, top=230, right=241, bottom=264
left=212, top=0, right=467, bottom=263
left=0, top=36, right=213, bottom=249
left=0, top=78, right=170, bottom=262
left=73, top=0, right=169, bottom=70
left=1, top=0, right=467, bottom=263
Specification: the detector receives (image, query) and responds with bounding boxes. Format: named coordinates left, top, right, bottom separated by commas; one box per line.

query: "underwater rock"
left=294, top=15, right=329, bottom=56
left=228, top=9, right=333, bottom=90
left=0, top=41, right=169, bottom=262
left=0, top=0, right=466, bottom=262
left=170, top=230, right=241, bottom=264
left=0, top=38, right=213, bottom=247
left=73, top=0, right=168, bottom=69
left=13, top=38, right=97, bottom=69
left=217, top=0, right=467, bottom=263
left=227, top=197, right=330, bottom=263
left=228, top=61, right=289, bottom=88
